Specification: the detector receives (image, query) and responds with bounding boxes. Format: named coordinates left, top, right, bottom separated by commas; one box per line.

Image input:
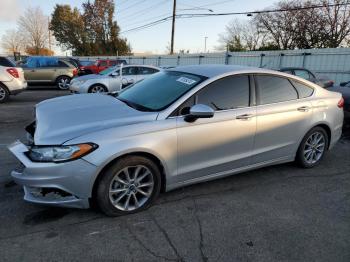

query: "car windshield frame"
left=116, top=70, right=207, bottom=112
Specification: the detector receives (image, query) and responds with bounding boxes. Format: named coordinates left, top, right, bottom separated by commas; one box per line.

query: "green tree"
left=50, top=0, right=130, bottom=56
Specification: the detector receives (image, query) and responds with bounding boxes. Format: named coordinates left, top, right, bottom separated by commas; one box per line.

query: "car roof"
left=167, top=64, right=275, bottom=78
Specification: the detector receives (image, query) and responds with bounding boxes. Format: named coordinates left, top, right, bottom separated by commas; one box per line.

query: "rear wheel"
left=296, top=127, right=328, bottom=168
left=56, top=76, right=71, bottom=90
left=0, top=84, right=9, bottom=103
left=96, top=156, right=161, bottom=216
left=89, top=84, right=108, bottom=93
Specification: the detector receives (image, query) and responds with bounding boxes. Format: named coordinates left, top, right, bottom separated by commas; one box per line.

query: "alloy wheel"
left=303, top=131, right=326, bottom=164
left=58, top=77, right=70, bottom=90
left=109, top=165, right=154, bottom=211
left=0, top=86, right=6, bottom=101
left=90, top=85, right=106, bottom=93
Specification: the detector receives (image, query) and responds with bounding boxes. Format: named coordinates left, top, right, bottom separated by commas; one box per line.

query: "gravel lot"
left=0, top=90, right=349, bottom=262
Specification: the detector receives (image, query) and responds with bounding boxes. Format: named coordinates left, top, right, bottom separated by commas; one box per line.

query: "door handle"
left=236, top=114, right=254, bottom=120
left=297, top=106, right=310, bottom=112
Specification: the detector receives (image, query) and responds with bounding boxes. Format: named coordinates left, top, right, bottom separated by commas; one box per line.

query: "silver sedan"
left=9, top=65, right=344, bottom=216
left=69, top=64, right=160, bottom=93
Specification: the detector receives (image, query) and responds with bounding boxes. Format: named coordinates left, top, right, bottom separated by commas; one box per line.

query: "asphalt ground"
left=0, top=89, right=349, bottom=262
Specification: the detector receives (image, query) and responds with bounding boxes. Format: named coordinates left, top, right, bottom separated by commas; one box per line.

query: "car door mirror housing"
left=111, top=72, right=118, bottom=77
left=185, top=104, right=214, bottom=122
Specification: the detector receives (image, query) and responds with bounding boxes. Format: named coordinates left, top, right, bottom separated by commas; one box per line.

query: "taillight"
left=6, top=68, right=19, bottom=78
left=337, top=97, right=344, bottom=108
left=73, top=68, right=78, bottom=76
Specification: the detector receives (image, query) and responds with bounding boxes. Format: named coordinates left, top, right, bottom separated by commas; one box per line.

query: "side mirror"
left=185, top=104, right=214, bottom=122
left=340, top=82, right=348, bottom=87
left=111, top=72, right=118, bottom=77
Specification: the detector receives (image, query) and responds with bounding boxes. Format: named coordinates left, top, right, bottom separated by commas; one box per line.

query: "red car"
left=82, top=59, right=128, bottom=74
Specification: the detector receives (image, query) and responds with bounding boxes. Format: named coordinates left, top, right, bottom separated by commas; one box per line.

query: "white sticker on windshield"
left=176, top=77, right=197, bottom=85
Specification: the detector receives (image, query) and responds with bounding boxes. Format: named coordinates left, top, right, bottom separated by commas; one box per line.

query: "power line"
left=120, top=2, right=350, bottom=34
left=118, top=0, right=169, bottom=22
left=116, top=0, right=145, bottom=13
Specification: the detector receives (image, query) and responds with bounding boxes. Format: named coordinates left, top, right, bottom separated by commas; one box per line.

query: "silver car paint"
left=69, top=65, right=160, bottom=93
left=8, top=65, right=343, bottom=208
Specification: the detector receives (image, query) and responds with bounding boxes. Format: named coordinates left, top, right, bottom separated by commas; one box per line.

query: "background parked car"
left=82, top=59, right=128, bottom=75
left=69, top=65, right=160, bottom=93
left=0, top=56, right=27, bottom=103
left=21, top=57, right=78, bottom=89
left=328, top=85, right=350, bottom=118
left=280, top=67, right=334, bottom=88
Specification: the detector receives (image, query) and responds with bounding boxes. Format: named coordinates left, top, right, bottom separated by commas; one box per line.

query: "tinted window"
left=57, top=61, right=69, bottom=67
left=122, top=67, right=138, bottom=75
left=118, top=71, right=206, bottom=111
left=197, top=75, right=250, bottom=111
left=291, top=80, right=314, bottom=98
left=294, top=69, right=312, bottom=80
left=0, top=57, right=15, bottom=67
left=256, top=75, right=298, bottom=104
left=25, top=57, right=59, bottom=68
left=138, top=67, right=158, bottom=75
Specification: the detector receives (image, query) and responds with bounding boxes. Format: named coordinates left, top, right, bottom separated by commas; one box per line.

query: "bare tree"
left=217, top=19, right=266, bottom=51
left=320, top=0, right=350, bottom=47
left=255, top=0, right=350, bottom=49
left=18, top=6, right=49, bottom=55
left=1, top=29, right=24, bottom=54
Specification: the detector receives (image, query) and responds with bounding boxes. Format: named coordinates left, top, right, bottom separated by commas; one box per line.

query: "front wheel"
left=0, top=84, right=9, bottom=103
left=89, top=84, right=108, bottom=93
left=56, top=76, right=71, bottom=90
left=296, top=127, right=328, bottom=168
left=96, top=156, right=161, bottom=216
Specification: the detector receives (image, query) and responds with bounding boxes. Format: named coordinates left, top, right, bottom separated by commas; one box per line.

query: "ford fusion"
left=8, top=65, right=344, bottom=216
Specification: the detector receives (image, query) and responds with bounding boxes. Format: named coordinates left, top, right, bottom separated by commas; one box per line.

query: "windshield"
left=117, top=71, right=207, bottom=111
left=99, top=66, right=119, bottom=75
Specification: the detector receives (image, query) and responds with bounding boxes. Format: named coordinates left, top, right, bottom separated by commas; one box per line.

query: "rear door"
left=252, top=75, right=313, bottom=164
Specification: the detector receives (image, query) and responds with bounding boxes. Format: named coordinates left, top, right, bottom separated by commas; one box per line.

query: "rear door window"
left=138, top=67, right=159, bottom=75
left=256, top=75, right=298, bottom=105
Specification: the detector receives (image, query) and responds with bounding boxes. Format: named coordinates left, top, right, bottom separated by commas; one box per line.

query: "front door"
left=176, top=75, right=257, bottom=183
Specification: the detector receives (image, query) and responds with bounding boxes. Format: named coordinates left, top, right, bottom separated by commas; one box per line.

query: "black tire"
left=88, top=84, right=108, bottom=93
left=96, top=156, right=161, bottom=216
left=0, top=83, right=9, bottom=103
left=296, top=126, right=329, bottom=168
left=56, top=76, right=71, bottom=90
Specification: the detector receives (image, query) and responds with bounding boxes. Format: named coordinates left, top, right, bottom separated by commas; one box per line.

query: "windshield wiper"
left=117, top=97, right=154, bottom=112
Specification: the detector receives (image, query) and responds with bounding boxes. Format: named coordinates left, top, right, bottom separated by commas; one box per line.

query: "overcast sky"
left=0, top=0, right=276, bottom=55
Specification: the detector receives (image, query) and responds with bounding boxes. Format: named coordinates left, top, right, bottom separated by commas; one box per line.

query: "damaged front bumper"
left=8, top=140, right=98, bottom=209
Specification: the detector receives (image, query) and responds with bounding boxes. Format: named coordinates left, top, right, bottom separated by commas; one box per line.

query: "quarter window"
left=291, top=80, right=314, bottom=98
left=256, top=75, right=298, bottom=104
left=197, top=75, right=250, bottom=111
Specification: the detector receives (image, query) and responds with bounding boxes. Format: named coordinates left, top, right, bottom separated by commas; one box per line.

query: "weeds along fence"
left=50, top=48, right=350, bottom=85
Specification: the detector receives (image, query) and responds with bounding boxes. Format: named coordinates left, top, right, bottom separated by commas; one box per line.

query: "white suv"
left=0, top=57, right=27, bottom=103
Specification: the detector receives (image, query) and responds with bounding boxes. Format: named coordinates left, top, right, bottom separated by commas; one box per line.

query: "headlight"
left=27, top=143, right=98, bottom=163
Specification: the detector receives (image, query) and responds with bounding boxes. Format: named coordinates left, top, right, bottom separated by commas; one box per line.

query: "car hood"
left=34, top=94, right=158, bottom=145
left=73, top=74, right=107, bottom=81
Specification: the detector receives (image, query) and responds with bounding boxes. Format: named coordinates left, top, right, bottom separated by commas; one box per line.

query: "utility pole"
left=170, top=0, right=176, bottom=54
left=204, top=36, right=208, bottom=53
